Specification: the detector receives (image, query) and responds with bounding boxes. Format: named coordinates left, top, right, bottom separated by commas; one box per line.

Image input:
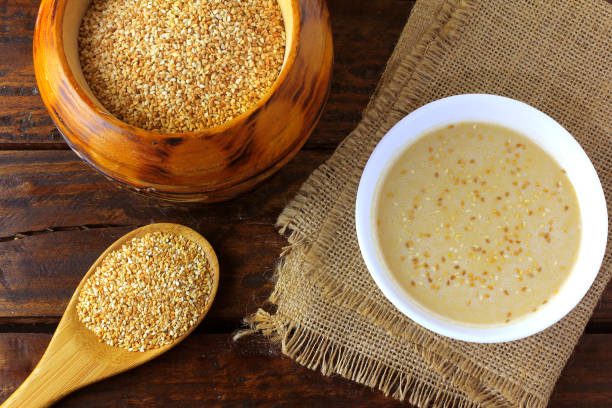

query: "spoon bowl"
left=1, top=223, right=219, bottom=407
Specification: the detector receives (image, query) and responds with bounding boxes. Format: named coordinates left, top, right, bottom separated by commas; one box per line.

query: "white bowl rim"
left=355, top=94, right=608, bottom=343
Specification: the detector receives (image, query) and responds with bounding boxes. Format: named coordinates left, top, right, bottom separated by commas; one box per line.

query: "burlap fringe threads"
left=235, top=0, right=561, bottom=407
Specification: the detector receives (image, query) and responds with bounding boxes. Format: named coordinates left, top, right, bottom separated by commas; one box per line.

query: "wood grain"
left=0, top=333, right=609, bottom=407
left=0, top=149, right=610, bottom=327
left=1, top=224, right=220, bottom=408
left=0, top=149, right=328, bottom=236
left=0, top=1, right=64, bottom=147
left=0, top=0, right=610, bottom=406
left=0, top=150, right=332, bottom=323
left=0, top=224, right=283, bottom=325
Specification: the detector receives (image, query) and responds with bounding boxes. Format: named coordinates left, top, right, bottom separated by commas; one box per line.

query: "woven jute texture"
left=242, top=0, right=612, bottom=406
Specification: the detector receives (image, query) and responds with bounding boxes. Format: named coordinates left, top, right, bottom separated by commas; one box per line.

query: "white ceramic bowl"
left=355, top=94, right=607, bottom=343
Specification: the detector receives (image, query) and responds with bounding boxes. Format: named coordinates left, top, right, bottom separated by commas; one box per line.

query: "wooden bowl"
left=33, top=0, right=333, bottom=203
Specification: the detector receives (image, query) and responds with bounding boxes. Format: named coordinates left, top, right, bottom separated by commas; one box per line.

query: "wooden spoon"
left=1, top=223, right=219, bottom=408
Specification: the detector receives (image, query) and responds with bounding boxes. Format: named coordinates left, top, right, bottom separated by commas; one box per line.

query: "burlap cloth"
left=240, top=0, right=612, bottom=406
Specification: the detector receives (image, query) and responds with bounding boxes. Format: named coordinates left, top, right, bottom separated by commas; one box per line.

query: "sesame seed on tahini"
left=78, top=0, right=286, bottom=133
left=77, top=232, right=214, bottom=352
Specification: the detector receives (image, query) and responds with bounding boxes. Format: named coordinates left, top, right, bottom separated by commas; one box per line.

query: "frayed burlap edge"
left=233, top=0, right=589, bottom=406
left=236, top=0, right=611, bottom=405
left=239, top=310, right=543, bottom=408
left=233, top=1, right=537, bottom=407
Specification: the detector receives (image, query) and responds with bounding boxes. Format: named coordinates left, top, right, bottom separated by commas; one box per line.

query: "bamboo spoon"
left=1, top=223, right=219, bottom=408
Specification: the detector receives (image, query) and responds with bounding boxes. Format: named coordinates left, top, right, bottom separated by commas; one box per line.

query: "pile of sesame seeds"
left=78, top=0, right=286, bottom=132
left=77, top=231, right=214, bottom=352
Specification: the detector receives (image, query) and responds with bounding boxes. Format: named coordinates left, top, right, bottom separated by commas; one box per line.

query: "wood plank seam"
left=0, top=223, right=140, bottom=242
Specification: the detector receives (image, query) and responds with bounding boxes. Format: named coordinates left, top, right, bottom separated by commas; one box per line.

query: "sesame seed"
left=77, top=232, right=214, bottom=351
left=377, top=122, right=579, bottom=324
left=78, top=0, right=286, bottom=132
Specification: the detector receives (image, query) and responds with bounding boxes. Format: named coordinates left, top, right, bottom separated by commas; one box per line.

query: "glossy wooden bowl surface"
left=34, top=0, right=333, bottom=202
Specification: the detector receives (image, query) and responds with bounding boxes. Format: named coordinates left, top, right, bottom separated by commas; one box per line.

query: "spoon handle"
left=1, top=327, right=97, bottom=408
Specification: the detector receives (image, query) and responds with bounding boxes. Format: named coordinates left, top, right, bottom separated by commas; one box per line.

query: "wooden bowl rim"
left=50, top=0, right=301, bottom=138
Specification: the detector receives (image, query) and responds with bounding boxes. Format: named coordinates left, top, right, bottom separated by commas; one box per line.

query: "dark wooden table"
left=0, top=1, right=610, bottom=406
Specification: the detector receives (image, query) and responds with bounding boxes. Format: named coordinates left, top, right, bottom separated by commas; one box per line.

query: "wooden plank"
left=0, top=0, right=412, bottom=149
left=592, top=284, right=612, bottom=328
left=0, top=332, right=609, bottom=407
left=0, top=149, right=328, bottom=237
left=311, top=0, right=414, bottom=148
left=0, top=0, right=64, bottom=147
left=0, top=149, right=610, bottom=325
left=0, top=225, right=283, bottom=324
left=0, top=149, right=332, bottom=322
left=549, top=334, right=612, bottom=407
